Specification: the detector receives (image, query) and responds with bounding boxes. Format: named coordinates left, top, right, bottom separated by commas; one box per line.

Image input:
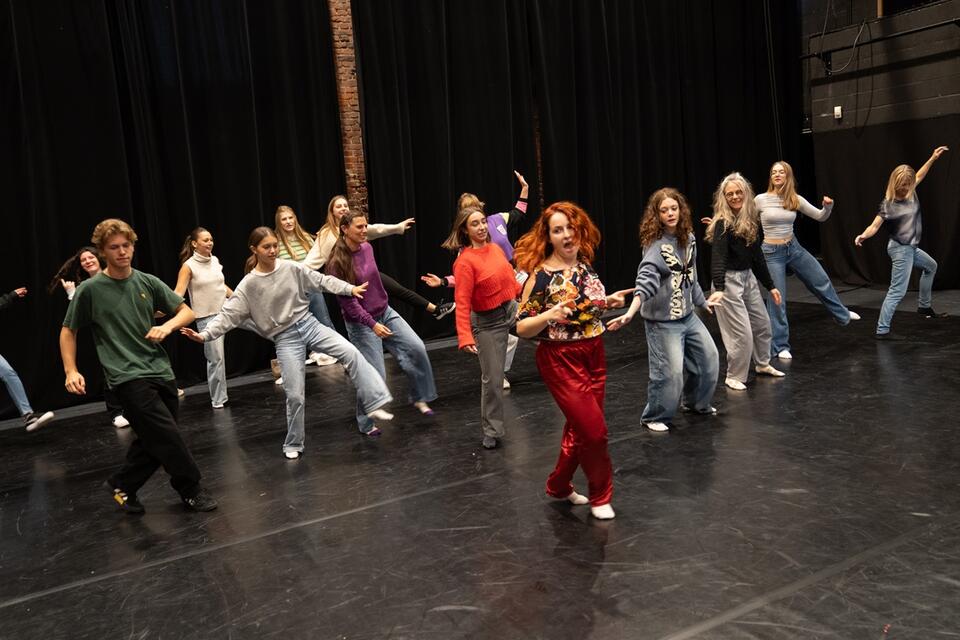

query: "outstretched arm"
left=916, top=146, right=949, bottom=185
left=855, top=215, right=884, bottom=246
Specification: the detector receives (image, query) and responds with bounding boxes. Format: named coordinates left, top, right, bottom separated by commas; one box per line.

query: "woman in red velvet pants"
left=514, top=202, right=629, bottom=520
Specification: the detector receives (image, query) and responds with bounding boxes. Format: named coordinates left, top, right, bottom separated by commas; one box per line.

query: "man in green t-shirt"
left=60, top=219, right=217, bottom=514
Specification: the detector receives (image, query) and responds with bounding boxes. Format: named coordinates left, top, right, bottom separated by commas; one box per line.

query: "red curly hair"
left=638, top=187, right=694, bottom=249
left=514, top=201, right=601, bottom=274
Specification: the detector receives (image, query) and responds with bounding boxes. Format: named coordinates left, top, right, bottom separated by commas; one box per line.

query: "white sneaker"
left=367, top=408, right=394, bottom=421
left=645, top=421, right=669, bottom=432
left=177, top=388, right=185, bottom=398
left=590, top=504, right=615, bottom=519
left=555, top=491, right=589, bottom=505
left=112, top=415, right=130, bottom=428
left=755, top=364, right=785, bottom=377
left=502, top=377, right=511, bottom=390
left=777, top=349, right=793, bottom=360
left=313, top=353, right=338, bottom=366
left=725, top=377, right=747, bottom=390
left=848, top=311, right=861, bottom=321
left=275, top=376, right=284, bottom=386
left=284, top=450, right=301, bottom=460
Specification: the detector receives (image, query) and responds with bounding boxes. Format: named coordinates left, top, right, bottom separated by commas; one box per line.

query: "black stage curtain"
left=353, top=0, right=810, bottom=340
left=2, top=0, right=344, bottom=418
left=814, top=115, right=960, bottom=289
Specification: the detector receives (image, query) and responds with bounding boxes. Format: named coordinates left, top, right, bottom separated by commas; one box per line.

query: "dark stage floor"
left=2, top=302, right=959, bottom=639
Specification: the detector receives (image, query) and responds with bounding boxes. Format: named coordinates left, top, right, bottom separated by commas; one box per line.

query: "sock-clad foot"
left=645, top=421, right=669, bottom=432
left=848, top=311, right=861, bottom=321
left=284, top=450, right=301, bottom=460
left=918, top=306, right=948, bottom=318
left=502, top=377, right=511, bottom=390
left=482, top=435, right=499, bottom=449
left=310, top=352, right=338, bottom=366
left=413, top=401, right=434, bottom=415
left=555, top=491, right=589, bottom=505
left=111, top=414, right=130, bottom=428
left=591, top=504, right=615, bottom=520
left=23, top=411, right=55, bottom=433
left=104, top=480, right=145, bottom=514
left=776, top=349, right=793, bottom=360
left=182, top=489, right=218, bottom=512
left=725, top=377, right=747, bottom=390
left=755, top=364, right=785, bottom=377
left=275, top=376, right=284, bottom=385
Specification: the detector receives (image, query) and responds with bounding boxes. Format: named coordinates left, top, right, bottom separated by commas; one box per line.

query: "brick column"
left=328, top=0, right=368, bottom=214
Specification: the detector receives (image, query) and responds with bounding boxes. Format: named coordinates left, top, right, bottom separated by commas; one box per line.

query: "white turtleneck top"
left=185, top=252, right=228, bottom=317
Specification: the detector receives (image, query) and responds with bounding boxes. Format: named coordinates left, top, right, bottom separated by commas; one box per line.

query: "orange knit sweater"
left=452, top=243, right=520, bottom=348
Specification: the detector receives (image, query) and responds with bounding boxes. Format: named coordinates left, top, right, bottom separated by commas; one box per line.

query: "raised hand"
left=60, top=280, right=75, bottom=296
left=823, top=196, right=834, bottom=206
left=931, top=145, right=949, bottom=160
left=398, top=218, right=415, bottom=232
left=14, top=287, right=27, bottom=297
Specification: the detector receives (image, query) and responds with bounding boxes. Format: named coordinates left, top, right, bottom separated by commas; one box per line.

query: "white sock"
left=591, top=504, right=615, bottom=520
left=367, top=408, right=394, bottom=421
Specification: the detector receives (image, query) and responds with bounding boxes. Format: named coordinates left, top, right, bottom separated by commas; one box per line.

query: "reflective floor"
left=1, top=301, right=958, bottom=639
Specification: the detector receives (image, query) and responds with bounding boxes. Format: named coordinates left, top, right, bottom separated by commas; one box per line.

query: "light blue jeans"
left=877, top=240, right=937, bottom=335
left=274, top=313, right=392, bottom=452
left=308, top=292, right=334, bottom=329
left=0, top=353, right=32, bottom=415
left=345, top=306, right=438, bottom=434
left=195, top=315, right=228, bottom=407
left=641, top=313, right=719, bottom=424
left=761, top=237, right=851, bottom=355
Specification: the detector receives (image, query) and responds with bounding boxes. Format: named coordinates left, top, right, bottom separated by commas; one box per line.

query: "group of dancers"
left=0, top=147, right=950, bottom=520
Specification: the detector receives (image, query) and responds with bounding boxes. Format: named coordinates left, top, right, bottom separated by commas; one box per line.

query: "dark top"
left=710, top=220, right=775, bottom=292
left=0, top=290, right=20, bottom=311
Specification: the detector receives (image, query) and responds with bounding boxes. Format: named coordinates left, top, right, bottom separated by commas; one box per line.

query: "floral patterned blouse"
left=518, top=262, right=607, bottom=341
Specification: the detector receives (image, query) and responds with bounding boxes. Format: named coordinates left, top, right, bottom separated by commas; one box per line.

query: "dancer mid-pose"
left=48, top=247, right=128, bottom=428
left=756, top=161, right=859, bottom=359
left=327, top=211, right=438, bottom=435
left=174, top=228, right=232, bottom=408
left=705, top=173, right=785, bottom=390
left=442, top=206, right=520, bottom=449
left=275, top=205, right=337, bottom=365
left=515, top=201, right=630, bottom=520
left=422, top=170, right=529, bottom=388
left=608, top=188, right=720, bottom=433
left=182, top=227, right=393, bottom=457
left=2, top=287, right=55, bottom=431
left=305, top=195, right=454, bottom=320
left=855, top=145, right=950, bottom=338
left=61, top=219, right=217, bottom=513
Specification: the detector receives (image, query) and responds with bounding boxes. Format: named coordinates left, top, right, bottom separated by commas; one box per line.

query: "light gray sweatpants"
left=714, top=270, right=772, bottom=383
left=471, top=299, right=518, bottom=438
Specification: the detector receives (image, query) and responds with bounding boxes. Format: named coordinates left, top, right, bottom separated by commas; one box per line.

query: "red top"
left=452, top=243, right=520, bottom=349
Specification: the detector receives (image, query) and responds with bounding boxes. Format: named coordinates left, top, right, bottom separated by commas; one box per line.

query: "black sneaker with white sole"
left=104, top=480, right=145, bottom=514
left=23, top=411, right=55, bottom=432
left=918, top=307, right=948, bottom=318
left=432, top=300, right=456, bottom=320
left=182, top=489, right=218, bottom=512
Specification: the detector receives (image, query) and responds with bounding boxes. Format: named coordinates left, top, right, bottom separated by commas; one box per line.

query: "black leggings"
left=379, top=272, right=433, bottom=311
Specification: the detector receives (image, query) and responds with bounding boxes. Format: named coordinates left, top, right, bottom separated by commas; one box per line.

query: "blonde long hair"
left=706, top=173, right=760, bottom=245
left=274, top=205, right=314, bottom=259
left=766, top=160, right=800, bottom=211
left=884, top=164, right=916, bottom=202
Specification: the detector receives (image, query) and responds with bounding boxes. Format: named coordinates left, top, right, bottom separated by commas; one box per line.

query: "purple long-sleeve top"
left=330, top=242, right=389, bottom=327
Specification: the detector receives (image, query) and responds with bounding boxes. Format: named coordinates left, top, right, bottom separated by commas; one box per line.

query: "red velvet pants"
left=536, top=337, right=613, bottom=507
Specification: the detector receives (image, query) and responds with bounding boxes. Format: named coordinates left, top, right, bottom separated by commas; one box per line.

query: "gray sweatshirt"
left=199, top=260, right=354, bottom=341
left=634, top=232, right=707, bottom=322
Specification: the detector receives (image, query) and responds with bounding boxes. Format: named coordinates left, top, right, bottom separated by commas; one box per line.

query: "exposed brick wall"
left=328, top=0, right=368, bottom=214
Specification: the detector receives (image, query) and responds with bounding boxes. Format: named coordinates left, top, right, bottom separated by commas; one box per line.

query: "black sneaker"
left=104, top=480, right=145, bottom=514
left=432, top=300, right=456, bottom=320
left=23, top=411, right=55, bottom=433
left=875, top=332, right=905, bottom=341
left=918, top=307, right=948, bottom=318
left=182, top=489, right=218, bottom=512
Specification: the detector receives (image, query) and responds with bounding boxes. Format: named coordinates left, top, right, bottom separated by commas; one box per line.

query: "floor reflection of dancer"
left=756, top=161, right=859, bottom=360
left=182, top=227, right=393, bottom=457
left=60, top=219, right=217, bottom=514
left=514, top=201, right=630, bottom=520
left=855, top=145, right=950, bottom=339
left=174, top=228, right=232, bottom=408
left=608, top=188, right=720, bottom=433
left=704, top=173, right=785, bottom=390
left=422, top=171, right=529, bottom=388
left=48, top=247, right=128, bottom=427
left=2, top=287, right=55, bottom=431
left=327, top=212, right=438, bottom=436
left=305, top=195, right=454, bottom=320
left=441, top=205, right=520, bottom=449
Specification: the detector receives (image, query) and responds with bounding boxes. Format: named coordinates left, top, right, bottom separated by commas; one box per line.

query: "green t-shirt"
left=64, top=269, right=184, bottom=387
